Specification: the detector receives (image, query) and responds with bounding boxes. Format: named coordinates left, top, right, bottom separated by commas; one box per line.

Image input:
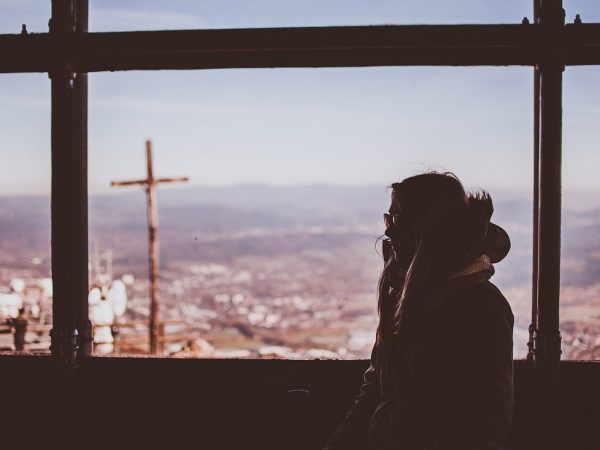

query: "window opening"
left=560, top=66, right=600, bottom=360
left=0, top=1, right=593, bottom=383
left=86, top=1, right=532, bottom=32
left=0, top=2, right=50, bottom=34
left=86, top=67, right=532, bottom=358
left=0, top=74, right=51, bottom=353
left=565, top=1, right=600, bottom=24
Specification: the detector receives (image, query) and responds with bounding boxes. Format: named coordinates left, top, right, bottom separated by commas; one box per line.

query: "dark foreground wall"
left=1, top=355, right=599, bottom=450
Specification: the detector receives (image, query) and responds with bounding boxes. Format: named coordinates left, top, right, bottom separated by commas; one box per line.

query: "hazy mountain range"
left=0, top=184, right=599, bottom=289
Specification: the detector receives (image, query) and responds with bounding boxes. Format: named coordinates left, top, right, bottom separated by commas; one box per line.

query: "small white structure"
left=39, top=278, right=53, bottom=298
left=10, top=279, right=25, bottom=294
left=0, top=293, right=22, bottom=320
left=89, top=280, right=128, bottom=355
left=121, top=274, right=135, bottom=285
left=88, top=287, right=102, bottom=306
left=107, top=280, right=127, bottom=317
left=258, top=346, right=293, bottom=358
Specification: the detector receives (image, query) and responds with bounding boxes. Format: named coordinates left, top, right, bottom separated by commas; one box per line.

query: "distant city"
left=1, top=185, right=599, bottom=359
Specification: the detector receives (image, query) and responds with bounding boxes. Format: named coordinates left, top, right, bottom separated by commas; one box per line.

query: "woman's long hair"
left=375, top=172, right=493, bottom=396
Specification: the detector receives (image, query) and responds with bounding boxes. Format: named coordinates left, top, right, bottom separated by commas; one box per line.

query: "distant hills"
left=1, top=184, right=599, bottom=289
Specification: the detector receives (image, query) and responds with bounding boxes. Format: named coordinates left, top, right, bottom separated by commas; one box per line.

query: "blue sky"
left=1, top=1, right=600, bottom=202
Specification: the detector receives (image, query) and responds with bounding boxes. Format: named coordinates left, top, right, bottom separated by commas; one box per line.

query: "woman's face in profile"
left=384, top=191, right=415, bottom=267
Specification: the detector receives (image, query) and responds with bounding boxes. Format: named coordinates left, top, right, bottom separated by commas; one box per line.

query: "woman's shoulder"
left=446, top=281, right=514, bottom=328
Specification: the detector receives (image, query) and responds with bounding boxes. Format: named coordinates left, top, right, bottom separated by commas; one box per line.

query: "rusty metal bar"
left=73, top=0, right=92, bottom=360
left=2, top=23, right=600, bottom=73
left=110, top=179, right=148, bottom=187
left=533, top=0, right=564, bottom=389
left=110, top=140, right=188, bottom=355
left=528, top=0, right=541, bottom=364
left=155, top=176, right=190, bottom=184
left=49, top=0, right=89, bottom=371
left=145, top=141, right=160, bottom=355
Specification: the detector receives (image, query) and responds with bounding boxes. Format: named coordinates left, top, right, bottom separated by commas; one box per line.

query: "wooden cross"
left=111, top=140, right=188, bottom=355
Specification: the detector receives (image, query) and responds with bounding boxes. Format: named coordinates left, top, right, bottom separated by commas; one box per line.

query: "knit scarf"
left=446, top=254, right=495, bottom=287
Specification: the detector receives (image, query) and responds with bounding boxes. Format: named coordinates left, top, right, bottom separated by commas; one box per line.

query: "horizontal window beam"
left=1, top=23, right=600, bottom=73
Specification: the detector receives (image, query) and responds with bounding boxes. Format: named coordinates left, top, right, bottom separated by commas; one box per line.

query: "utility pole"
left=111, top=140, right=188, bottom=354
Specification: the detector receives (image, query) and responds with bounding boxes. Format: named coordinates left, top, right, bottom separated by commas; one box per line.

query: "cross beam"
left=111, top=140, right=188, bottom=355
left=2, top=22, right=600, bottom=73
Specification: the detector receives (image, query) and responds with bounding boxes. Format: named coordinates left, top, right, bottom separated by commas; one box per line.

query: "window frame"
left=0, top=0, right=590, bottom=388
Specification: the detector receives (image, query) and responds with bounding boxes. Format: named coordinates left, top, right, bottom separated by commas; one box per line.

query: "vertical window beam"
left=528, top=0, right=542, bottom=364
left=49, top=0, right=90, bottom=373
left=533, top=0, right=564, bottom=390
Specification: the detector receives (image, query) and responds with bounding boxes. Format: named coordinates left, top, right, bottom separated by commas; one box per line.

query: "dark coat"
left=323, top=279, right=514, bottom=450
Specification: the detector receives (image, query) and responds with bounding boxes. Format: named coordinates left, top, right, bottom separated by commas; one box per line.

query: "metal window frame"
left=0, top=0, right=589, bottom=388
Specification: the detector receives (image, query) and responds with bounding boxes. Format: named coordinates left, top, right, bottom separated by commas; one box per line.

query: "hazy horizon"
left=3, top=182, right=600, bottom=212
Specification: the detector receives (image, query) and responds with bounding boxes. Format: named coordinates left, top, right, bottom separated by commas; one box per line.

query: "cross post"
left=111, top=140, right=188, bottom=355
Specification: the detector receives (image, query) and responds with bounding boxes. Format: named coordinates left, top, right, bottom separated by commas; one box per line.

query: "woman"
left=324, top=172, right=514, bottom=450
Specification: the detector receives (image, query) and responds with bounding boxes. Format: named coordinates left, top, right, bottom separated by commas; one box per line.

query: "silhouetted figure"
left=323, top=172, right=513, bottom=450
left=7, top=307, right=28, bottom=351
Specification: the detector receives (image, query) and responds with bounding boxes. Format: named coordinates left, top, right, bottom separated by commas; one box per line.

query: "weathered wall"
left=1, top=355, right=598, bottom=450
